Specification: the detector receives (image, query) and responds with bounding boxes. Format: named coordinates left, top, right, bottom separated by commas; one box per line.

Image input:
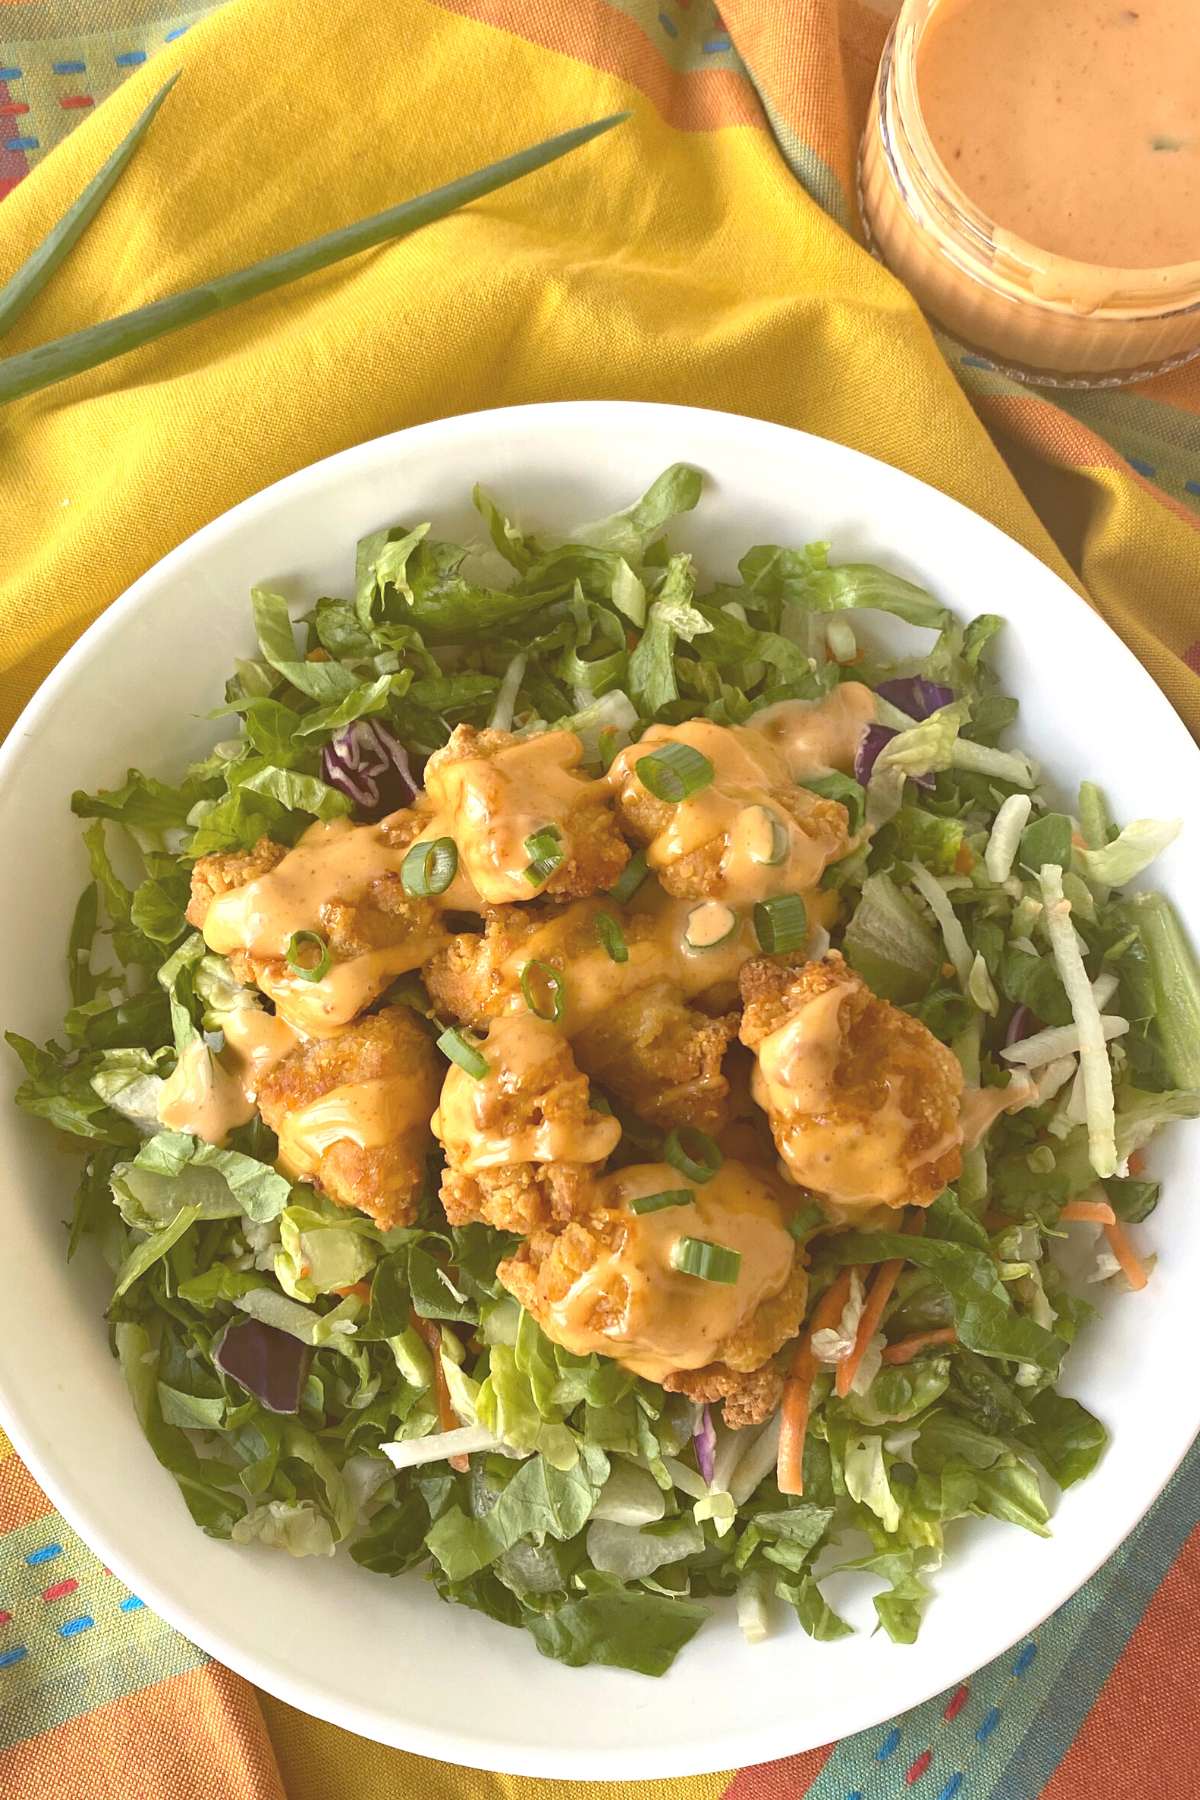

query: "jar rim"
left=880, top=0, right=1200, bottom=319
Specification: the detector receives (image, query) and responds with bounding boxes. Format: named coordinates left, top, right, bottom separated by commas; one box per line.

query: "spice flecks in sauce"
left=919, top=0, right=1200, bottom=268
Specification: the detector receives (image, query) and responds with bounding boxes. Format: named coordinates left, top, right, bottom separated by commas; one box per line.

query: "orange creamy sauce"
left=919, top=0, right=1200, bottom=268
left=542, top=1161, right=797, bottom=1383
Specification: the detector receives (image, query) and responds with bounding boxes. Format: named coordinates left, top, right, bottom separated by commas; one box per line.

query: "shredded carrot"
left=881, top=1327, right=957, bottom=1365
left=333, top=1280, right=373, bottom=1301
left=835, top=1213, right=925, bottom=1399
left=954, top=842, right=975, bottom=875
left=410, top=1311, right=469, bottom=1470
left=1060, top=1199, right=1116, bottom=1225
left=1127, top=1150, right=1148, bottom=1177
left=777, top=1268, right=854, bottom=1496
left=1103, top=1220, right=1150, bottom=1292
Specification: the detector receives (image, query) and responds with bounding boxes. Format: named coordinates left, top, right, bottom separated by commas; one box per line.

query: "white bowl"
left=1, top=402, right=1196, bottom=1780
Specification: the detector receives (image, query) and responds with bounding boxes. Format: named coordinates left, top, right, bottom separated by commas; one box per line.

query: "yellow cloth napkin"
left=2, top=2, right=1199, bottom=1796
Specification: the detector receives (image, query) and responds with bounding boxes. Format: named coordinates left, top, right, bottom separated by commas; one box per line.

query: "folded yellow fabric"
left=4, top=0, right=1194, bottom=744
left=2, top=3, right=1199, bottom=1797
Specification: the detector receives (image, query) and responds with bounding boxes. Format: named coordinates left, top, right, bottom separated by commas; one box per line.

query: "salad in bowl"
left=11, top=463, right=1198, bottom=1677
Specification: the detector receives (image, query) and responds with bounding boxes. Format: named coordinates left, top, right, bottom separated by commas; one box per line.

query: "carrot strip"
left=1103, top=1220, right=1149, bottom=1292
left=881, top=1327, right=957, bottom=1365
left=777, top=1269, right=853, bottom=1496
left=411, top=1311, right=470, bottom=1471
left=333, top=1279, right=373, bottom=1301
left=1127, top=1149, right=1148, bottom=1177
left=1060, top=1199, right=1116, bottom=1224
left=835, top=1213, right=925, bottom=1398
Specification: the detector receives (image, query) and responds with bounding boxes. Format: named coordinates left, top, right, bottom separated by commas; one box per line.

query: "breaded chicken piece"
left=615, top=773, right=850, bottom=902
left=433, top=1014, right=619, bottom=1234
left=739, top=951, right=964, bottom=1217
left=661, top=1260, right=809, bottom=1426
left=422, top=903, right=553, bottom=1031
left=575, top=985, right=738, bottom=1133
left=257, top=1006, right=440, bottom=1229
left=187, top=839, right=287, bottom=980
left=607, top=718, right=852, bottom=901
left=662, top=1361, right=785, bottom=1430
left=424, top=901, right=739, bottom=1130
left=497, top=1161, right=800, bottom=1410
left=188, top=837, right=288, bottom=928
left=422, top=724, right=629, bottom=904
left=190, top=816, right=446, bottom=1033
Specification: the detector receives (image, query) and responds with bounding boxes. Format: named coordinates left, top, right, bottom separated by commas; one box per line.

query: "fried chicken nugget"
left=432, top=1013, right=619, bottom=1234
left=574, top=986, right=738, bottom=1133
left=424, top=901, right=739, bottom=1130
left=739, top=950, right=964, bottom=1216
left=422, top=724, right=628, bottom=904
left=190, top=816, right=446, bottom=1035
left=258, top=1005, right=440, bottom=1229
left=607, top=719, right=851, bottom=901
left=497, top=1161, right=801, bottom=1420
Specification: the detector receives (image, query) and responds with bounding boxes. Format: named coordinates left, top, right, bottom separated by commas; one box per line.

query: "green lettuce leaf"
left=425, top=1456, right=599, bottom=1581
left=526, top=1589, right=709, bottom=1675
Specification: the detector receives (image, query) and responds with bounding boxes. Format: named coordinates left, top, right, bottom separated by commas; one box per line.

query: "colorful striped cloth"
left=2, top=1, right=1199, bottom=1795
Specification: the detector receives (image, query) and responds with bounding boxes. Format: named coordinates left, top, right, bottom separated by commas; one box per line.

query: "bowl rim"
left=1, top=399, right=1198, bottom=1779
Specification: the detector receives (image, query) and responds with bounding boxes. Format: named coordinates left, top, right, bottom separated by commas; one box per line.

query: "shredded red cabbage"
left=875, top=677, right=955, bottom=720
left=321, top=719, right=419, bottom=819
left=694, top=1404, right=716, bottom=1484
left=214, top=1317, right=311, bottom=1414
left=1005, top=1003, right=1039, bottom=1047
left=855, top=722, right=935, bottom=792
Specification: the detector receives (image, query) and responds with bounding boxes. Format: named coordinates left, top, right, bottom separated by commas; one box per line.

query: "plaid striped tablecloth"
left=2, top=2, right=1199, bottom=1796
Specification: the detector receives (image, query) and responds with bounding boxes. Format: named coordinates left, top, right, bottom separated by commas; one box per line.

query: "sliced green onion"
left=753, top=894, right=808, bottom=954
left=671, top=1237, right=742, bottom=1283
left=437, top=1027, right=490, bottom=1079
left=608, top=849, right=648, bottom=903
left=401, top=836, right=458, bottom=897
left=744, top=805, right=789, bottom=867
left=684, top=900, right=738, bottom=950
left=0, top=114, right=629, bottom=411
left=519, top=959, right=566, bottom=1022
left=636, top=742, right=714, bottom=803
left=285, top=930, right=330, bottom=982
left=524, top=824, right=564, bottom=887
left=595, top=913, right=629, bottom=964
left=786, top=1202, right=826, bottom=1242
left=630, top=1189, right=694, bottom=1216
left=0, top=76, right=178, bottom=342
left=664, top=1125, right=723, bottom=1183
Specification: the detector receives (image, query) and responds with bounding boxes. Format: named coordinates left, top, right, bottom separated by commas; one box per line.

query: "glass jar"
left=858, top=0, right=1200, bottom=388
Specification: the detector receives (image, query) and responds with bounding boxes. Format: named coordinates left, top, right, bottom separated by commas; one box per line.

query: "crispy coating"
left=739, top=950, right=964, bottom=1214
left=257, top=1006, right=439, bottom=1229
left=575, top=985, right=738, bottom=1133
left=423, top=724, right=629, bottom=901
left=496, top=1216, right=805, bottom=1425
left=422, top=904, right=551, bottom=1030
left=190, top=815, right=444, bottom=1019
left=663, top=1260, right=808, bottom=1426
left=616, top=778, right=850, bottom=902
left=497, top=1210, right=626, bottom=1331
left=424, top=902, right=738, bottom=1130
left=662, top=1361, right=785, bottom=1430
left=434, top=1015, right=618, bottom=1234
left=187, top=837, right=287, bottom=930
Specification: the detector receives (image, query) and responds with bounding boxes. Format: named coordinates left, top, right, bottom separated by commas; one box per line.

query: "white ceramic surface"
left=0, top=402, right=1196, bottom=1780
